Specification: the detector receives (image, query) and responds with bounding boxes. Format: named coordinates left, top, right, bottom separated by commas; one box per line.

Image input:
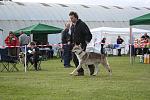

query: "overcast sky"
left=13, top=0, right=150, bottom=7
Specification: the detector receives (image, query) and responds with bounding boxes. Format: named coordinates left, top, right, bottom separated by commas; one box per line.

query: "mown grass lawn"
left=0, top=56, right=150, bottom=100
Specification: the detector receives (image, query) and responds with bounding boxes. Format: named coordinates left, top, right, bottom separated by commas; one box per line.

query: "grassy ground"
left=0, top=56, right=150, bottom=100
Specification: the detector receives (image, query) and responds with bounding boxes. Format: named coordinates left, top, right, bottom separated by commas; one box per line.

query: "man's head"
left=144, top=33, right=148, bottom=36
left=20, top=31, right=24, bottom=35
left=103, top=38, right=106, bottom=40
left=30, top=42, right=36, bottom=49
left=69, top=11, right=78, bottom=23
left=118, top=36, right=121, bottom=38
left=9, top=31, right=14, bottom=37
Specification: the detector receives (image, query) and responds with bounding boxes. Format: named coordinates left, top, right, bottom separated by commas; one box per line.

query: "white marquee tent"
left=86, top=27, right=150, bottom=55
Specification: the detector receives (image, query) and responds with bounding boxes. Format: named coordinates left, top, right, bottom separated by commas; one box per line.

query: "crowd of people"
left=133, top=33, right=150, bottom=55
left=100, top=36, right=124, bottom=56
left=140, top=33, right=150, bottom=54
left=4, top=31, right=54, bottom=71
left=100, top=33, right=150, bottom=56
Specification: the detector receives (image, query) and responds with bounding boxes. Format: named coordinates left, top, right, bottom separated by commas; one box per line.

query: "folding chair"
left=0, top=54, right=19, bottom=72
left=0, top=61, right=9, bottom=72
left=26, top=56, right=42, bottom=71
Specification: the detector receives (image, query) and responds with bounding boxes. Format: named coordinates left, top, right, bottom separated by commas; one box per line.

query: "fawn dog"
left=70, top=45, right=112, bottom=76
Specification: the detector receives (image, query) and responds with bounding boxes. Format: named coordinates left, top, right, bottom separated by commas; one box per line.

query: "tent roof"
left=14, top=23, right=63, bottom=35
left=90, top=27, right=150, bottom=34
left=130, top=13, right=150, bottom=25
left=0, top=1, right=149, bottom=22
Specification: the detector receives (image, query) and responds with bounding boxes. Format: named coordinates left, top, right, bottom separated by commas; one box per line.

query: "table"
left=39, top=48, right=50, bottom=60
left=105, top=44, right=125, bottom=55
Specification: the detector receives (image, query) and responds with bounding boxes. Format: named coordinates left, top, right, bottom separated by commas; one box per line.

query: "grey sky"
left=13, top=0, right=150, bottom=7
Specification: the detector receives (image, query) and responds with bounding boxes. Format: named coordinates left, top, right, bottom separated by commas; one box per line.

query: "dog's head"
left=19, top=52, right=25, bottom=58
left=72, top=45, right=83, bottom=54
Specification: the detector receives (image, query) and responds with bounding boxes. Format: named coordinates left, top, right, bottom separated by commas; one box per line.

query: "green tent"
left=14, top=23, right=63, bottom=44
left=130, top=13, right=150, bottom=26
left=14, top=23, right=63, bottom=35
left=129, top=13, right=150, bottom=64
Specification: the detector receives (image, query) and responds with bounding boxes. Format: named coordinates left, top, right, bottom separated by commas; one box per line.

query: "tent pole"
left=30, top=34, right=33, bottom=42
left=2, top=30, right=4, bottom=46
left=24, top=45, right=27, bottom=72
left=130, top=26, right=132, bottom=64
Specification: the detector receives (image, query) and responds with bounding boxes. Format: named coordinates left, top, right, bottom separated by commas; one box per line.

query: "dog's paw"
left=109, top=72, right=112, bottom=76
left=69, top=73, right=73, bottom=75
left=109, top=70, right=112, bottom=76
left=92, top=74, right=96, bottom=76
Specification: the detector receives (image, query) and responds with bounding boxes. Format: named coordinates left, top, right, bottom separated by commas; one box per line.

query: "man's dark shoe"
left=75, top=74, right=84, bottom=76
left=90, top=72, right=94, bottom=75
left=69, top=65, right=74, bottom=67
left=64, top=65, right=70, bottom=68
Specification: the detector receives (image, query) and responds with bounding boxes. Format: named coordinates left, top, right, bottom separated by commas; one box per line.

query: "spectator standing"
left=101, top=37, right=106, bottom=54
left=48, top=45, right=54, bottom=59
left=117, top=36, right=124, bottom=56
left=141, top=33, right=150, bottom=54
left=141, top=33, right=150, bottom=40
left=19, top=31, right=30, bottom=52
left=5, top=31, right=19, bottom=56
left=69, top=11, right=95, bottom=76
left=61, top=23, right=72, bottom=68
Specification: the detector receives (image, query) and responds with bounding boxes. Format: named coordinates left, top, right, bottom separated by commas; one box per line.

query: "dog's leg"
left=101, top=57, right=112, bottom=76
left=102, top=63, right=112, bottom=76
left=70, top=63, right=82, bottom=75
left=93, top=64, right=99, bottom=76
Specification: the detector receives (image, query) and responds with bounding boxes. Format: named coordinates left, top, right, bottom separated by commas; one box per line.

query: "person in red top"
left=5, top=31, right=19, bottom=56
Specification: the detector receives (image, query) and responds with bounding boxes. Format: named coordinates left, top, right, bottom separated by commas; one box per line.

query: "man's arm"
left=122, top=38, right=124, bottom=43
left=82, top=22, right=92, bottom=43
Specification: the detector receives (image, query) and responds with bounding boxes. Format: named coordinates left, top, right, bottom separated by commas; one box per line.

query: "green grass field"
left=0, top=56, right=150, bottom=100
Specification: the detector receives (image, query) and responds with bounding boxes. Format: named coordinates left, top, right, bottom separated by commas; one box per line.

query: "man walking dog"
left=69, top=11, right=95, bottom=76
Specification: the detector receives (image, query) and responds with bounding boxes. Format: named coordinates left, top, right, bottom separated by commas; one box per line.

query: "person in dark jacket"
left=69, top=11, right=95, bottom=76
left=101, top=37, right=106, bottom=54
left=61, top=23, right=72, bottom=67
left=117, top=36, right=124, bottom=56
left=27, top=42, right=40, bottom=71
